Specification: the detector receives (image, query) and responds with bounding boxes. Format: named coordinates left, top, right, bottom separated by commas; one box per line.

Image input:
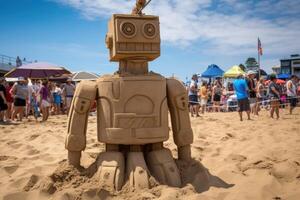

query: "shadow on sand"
left=176, top=158, right=234, bottom=193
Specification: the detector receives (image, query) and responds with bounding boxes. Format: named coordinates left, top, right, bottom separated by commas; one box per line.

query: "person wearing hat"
left=246, top=70, right=258, bottom=115
left=268, top=74, right=280, bottom=119
left=62, top=78, right=76, bottom=115
left=233, top=73, right=251, bottom=121
left=0, top=77, right=8, bottom=122
left=11, top=77, right=28, bottom=121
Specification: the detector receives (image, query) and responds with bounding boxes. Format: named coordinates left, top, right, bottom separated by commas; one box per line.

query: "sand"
left=0, top=108, right=299, bottom=200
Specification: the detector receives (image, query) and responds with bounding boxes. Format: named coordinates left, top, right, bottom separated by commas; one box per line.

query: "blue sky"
left=0, top=0, right=299, bottom=80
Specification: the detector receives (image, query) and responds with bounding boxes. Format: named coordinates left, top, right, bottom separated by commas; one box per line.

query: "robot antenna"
left=137, top=0, right=152, bottom=14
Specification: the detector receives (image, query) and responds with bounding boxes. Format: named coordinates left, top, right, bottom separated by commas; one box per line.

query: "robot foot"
left=96, top=152, right=125, bottom=191
left=127, top=152, right=149, bottom=190
left=146, top=148, right=181, bottom=187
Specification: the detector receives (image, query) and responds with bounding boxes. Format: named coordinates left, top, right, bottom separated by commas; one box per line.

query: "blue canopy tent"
left=201, top=64, right=224, bottom=78
left=277, top=74, right=290, bottom=79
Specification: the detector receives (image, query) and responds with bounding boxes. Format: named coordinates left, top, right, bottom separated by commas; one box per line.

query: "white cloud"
left=53, top=0, right=300, bottom=57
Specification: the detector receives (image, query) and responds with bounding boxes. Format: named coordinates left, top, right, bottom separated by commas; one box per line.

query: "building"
left=271, top=66, right=281, bottom=75
left=280, top=54, right=300, bottom=77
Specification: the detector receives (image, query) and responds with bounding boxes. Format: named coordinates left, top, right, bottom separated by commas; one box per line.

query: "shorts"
left=66, top=97, right=73, bottom=108
left=201, top=99, right=207, bottom=106
left=213, top=94, right=221, bottom=102
left=288, top=97, right=297, bottom=108
left=249, top=98, right=256, bottom=104
left=54, top=95, right=62, bottom=105
left=14, top=98, right=26, bottom=107
left=189, top=95, right=198, bottom=106
left=249, top=97, right=257, bottom=108
left=237, top=98, right=250, bottom=112
left=0, top=100, right=8, bottom=111
left=41, top=99, right=50, bottom=108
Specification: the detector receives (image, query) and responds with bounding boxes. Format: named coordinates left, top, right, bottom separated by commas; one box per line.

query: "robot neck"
left=119, top=59, right=149, bottom=75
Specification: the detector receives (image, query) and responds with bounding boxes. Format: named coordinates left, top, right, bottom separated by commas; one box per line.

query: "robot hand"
left=178, top=144, right=192, bottom=161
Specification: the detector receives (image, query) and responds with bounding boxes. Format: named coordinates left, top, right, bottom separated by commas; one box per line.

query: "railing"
left=0, top=54, right=33, bottom=67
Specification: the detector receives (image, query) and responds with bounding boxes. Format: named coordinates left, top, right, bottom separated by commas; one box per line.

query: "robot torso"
left=96, top=74, right=169, bottom=145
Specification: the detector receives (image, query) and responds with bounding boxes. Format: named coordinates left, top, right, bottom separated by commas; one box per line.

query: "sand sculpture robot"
left=65, top=0, right=193, bottom=191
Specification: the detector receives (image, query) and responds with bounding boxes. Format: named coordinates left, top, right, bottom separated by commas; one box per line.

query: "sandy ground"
left=0, top=108, right=299, bottom=200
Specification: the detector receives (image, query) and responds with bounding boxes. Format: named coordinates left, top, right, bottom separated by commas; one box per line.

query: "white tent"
left=72, top=71, right=99, bottom=82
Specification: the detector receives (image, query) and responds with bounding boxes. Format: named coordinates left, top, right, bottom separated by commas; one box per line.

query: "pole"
left=258, top=48, right=261, bottom=78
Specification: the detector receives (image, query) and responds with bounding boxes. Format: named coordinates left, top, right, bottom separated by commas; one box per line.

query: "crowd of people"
left=0, top=77, right=76, bottom=123
left=187, top=72, right=300, bottom=121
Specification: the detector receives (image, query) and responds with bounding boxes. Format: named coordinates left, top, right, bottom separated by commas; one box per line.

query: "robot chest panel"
left=97, top=76, right=167, bottom=129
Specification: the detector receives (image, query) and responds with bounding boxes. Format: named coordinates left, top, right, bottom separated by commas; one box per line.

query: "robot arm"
left=166, top=78, right=193, bottom=161
left=65, top=81, right=97, bottom=167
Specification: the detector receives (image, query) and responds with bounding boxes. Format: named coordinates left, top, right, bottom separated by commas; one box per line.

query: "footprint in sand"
left=23, top=174, right=39, bottom=192
left=225, top=154, right=247, bottom=162
left=211, top=148, right=221, bottom=157
left=7, top=141, right=22, bottom=149
left=3, top=130, right=12, bottom=134
left=28, top=134, right=40, bottom=141
left=0, top=155, right=17, bottom=161
left=270, top=161, right=299, bottom=182
left=3, top=165, right=19, bottom=174
left=0, top=155, right=10, bottom=161
left=193, top=145, right=205, bottom=152
left=27, top=149, right=40, bottom=155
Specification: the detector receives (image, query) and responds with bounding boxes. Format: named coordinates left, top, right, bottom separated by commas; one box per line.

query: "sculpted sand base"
left=65, top=1, right=195, bottom=191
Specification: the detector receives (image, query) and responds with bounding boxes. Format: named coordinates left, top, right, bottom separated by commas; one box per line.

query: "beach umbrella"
left=224, top=65, right=245, bottom=78
left=4, top=62, right=71, bottom=79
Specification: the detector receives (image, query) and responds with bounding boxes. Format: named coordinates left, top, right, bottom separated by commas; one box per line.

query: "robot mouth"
left=117, top=42, right=159, bottom=52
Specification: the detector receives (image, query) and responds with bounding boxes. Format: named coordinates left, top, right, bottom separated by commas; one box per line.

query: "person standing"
left=188, top=74, right=200, bottom=117
left=233, top=74, right=251, bottom=121
left=255, top=77, right=265, bottom=114
left=11, top=77, right=28, bottom=121
left=39, top=80, right=50, bottom=122
left=53, top=83, right=62, bottom=115
left=0, top=78, right=8, bottom=122
left=200, top=82, right=208, bottom=114
left=246, top=71, right=258, bottom=115
left=268, top=74, right=281, bottom=119
left=62, top=79, right=75, bottom=115
left=16, top=56, right=22, bottom=67
left=212, top=80, right=222, bottom=112
left=286, top=75, right=298, bottom=114
left=5, top=82, right=14, bottom=120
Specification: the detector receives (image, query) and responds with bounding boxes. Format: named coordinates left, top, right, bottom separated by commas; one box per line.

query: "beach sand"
left=0, top=108, right=299, bottom=200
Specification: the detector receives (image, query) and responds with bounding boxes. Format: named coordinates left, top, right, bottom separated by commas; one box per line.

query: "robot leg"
left=146, top=147, right=181, bottom=187
left=127, top=146, right=149, bottom=189
left=96, top=151, right=125, bottom=191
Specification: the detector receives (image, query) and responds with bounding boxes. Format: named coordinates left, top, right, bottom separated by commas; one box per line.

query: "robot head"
left=105, top=14, right=161, bottom=62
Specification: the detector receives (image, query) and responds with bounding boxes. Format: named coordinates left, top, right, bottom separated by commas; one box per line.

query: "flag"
left=258, top=38, right=263, bottom=56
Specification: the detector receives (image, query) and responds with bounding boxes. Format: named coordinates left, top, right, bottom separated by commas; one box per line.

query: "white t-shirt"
left=54, top=87, right=62, bottom=95
left=189, top=80, right=198, bottom=96
left=286, top=80, right=296, bottom=97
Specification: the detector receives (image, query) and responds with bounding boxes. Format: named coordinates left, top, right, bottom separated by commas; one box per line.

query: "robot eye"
left=120, top=21, right=137, bottom=38
left=142, top=22, right=157, bottom=39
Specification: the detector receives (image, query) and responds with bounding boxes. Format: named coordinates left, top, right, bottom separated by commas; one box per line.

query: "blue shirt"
left=233, top=79, right=248, bottom=100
